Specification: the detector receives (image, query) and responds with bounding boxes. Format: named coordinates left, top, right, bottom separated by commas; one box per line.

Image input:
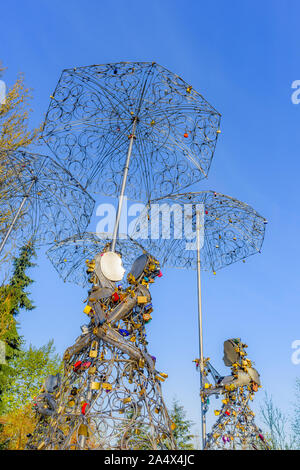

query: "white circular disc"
left=99, top=251, right=125, bottom=281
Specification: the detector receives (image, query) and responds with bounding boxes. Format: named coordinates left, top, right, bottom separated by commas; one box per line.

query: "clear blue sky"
left=1, top=0, right=300, bottom=443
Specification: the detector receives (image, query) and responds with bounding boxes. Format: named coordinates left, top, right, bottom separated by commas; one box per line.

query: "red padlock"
left=81, top=402, right=89, bottom=415
left=73, top=361, right=82, bottom=372
left=112, top=292, right=120, bottom=302
left=183, top=132, right=189, bottom=138
left=81, top=361, right=92, bottom=370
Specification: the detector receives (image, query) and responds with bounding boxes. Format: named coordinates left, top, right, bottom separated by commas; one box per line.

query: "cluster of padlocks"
left=194, top=339, right=269, bottom=450
left=26, top=250, right=176, bottom=450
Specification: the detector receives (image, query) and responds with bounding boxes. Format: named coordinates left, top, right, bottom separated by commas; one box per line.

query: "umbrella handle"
left=0, top=177, right=35, bottom=256
left=111, top=118, right=138, bottom=252
left=196, top=209, right=206, bottom=449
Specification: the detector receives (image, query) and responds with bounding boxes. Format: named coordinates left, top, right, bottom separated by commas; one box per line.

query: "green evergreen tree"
left=0, top=242, right=36, bottom=413
left=169, top=399, right=194, bottom=450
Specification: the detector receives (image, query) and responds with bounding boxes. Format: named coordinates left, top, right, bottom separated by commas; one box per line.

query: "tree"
left=168, top=399, right=194, bottom=450
left=0, top=242, right=36, bottom=413
left=0, top=340, right=62, bottom=449
left=0, top=62, right=40, bottom=271
left=292, top=378, right=300, bottom=447
left=0, top=62, right=39, bottom=153
left=260, top=392, right=297, bottom=450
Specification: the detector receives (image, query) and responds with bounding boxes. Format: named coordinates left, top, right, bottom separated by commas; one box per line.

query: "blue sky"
left=1, top=0, right=300, bottom=443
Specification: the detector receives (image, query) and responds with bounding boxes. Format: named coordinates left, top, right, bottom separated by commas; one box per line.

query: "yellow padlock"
left=83, top=305, right=92, bottom=315
left=137, top=296, right=148, bottom=304
left=88, top=366, right=97, bottom=375
left=159, top=372, right=168, bottom=379
left=139, top=359, right=145, bottom=368
left=91, top=382, right=100, bottom=390
left=78, top=424, right=89, bottom=437
left=102, top=383, right=112, bottom=391
left=89, top=340, right=98, bottom=358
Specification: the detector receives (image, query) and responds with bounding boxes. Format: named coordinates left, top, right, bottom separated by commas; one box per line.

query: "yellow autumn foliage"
left=0, top=63, right=40, bottom=270
left=0, top=403, right=37, bottom=449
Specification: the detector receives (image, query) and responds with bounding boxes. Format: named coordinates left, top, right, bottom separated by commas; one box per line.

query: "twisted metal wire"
left=205, top=388, right=269, bottom=450
left=42, top=62, right=221, bottom=201
left=27, top=252, right=175, bottom=450
left=0, top=150, right=95, bottom=248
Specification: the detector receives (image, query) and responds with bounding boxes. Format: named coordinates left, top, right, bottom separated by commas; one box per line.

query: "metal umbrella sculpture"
left=194, top=338, right=269, bottom=450
left=26, top=234, right=176, bottom=450
left=45, top=232, right=149, bottom=287
left=0, top=149, right=95, bottom=257
left=41, top=61, right=221, bottom=250
left=127, top=190, right=267, bottom=448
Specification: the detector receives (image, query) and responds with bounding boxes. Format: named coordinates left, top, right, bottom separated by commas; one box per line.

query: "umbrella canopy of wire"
left=46, top=232, right=150, bottom=287
left=129, top=191, right=267, bottom=273
left=0, top=150, right=95, bottom=247
left=42, top=61, right=221, bottom=201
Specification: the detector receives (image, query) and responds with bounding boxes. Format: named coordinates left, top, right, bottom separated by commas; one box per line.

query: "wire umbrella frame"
left=46, top=232, right=150, bottom=287
left=41, top=61, right=221, bottom=251
left=0, top=150, right=95, bottom=255
left=130, top=191, right=267, bottom=273
left=42, top=62, right=221, bottom=201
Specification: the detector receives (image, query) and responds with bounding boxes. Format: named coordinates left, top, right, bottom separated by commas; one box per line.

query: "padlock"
left=83, top=305, right=92, bottom=315
left=143, top=313, right=152, bottom=322
left=118, top=329, right=130, bottom=337
left=112, top=292, right=120, bottom=302
left=73, top=361, right=82, bottom=372
left=139, top=359, right=145, bottom=368
left=89, top=340, right=98, bottom=358
left=81, top=402, right=89, bottom=415
left=102, top=383, right=112, bottom=391
left=159, top=372, right=168, bottom=379
left=123, top=397, right=131, bottom=404
left=78, top=424, right=88, bottom=437
left=137, top=296, right=147, bottom=304
left=91, top=382, right=100, bottom=390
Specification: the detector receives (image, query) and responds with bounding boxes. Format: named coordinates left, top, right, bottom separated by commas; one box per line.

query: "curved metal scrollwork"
left=0, top=150, right=95, bottom=248
left=130, top=191, right=267, bottom=273
left=46, top=233, right=149, bottom=287
left=27, top=249, right=176, bottom=450
left=42, top=62, right=221, bottom=201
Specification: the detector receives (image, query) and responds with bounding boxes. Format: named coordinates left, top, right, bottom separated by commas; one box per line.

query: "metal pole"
left=196, top=208, right=206, bottom=450
left=0, top=178, right=36, bottom=257
left=111, top=118, right=137, bottom=252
